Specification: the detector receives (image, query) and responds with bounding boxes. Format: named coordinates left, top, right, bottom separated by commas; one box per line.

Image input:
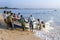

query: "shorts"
left=8, top=22, right=13, bottom=28
left=30, top=21, right=33, bottom=30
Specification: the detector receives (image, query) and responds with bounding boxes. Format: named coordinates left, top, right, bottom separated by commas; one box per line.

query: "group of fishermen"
left=3, top=10, right=45, bottom=31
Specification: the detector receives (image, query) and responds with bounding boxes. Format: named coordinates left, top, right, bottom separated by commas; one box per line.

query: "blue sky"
left=0, top=0, right=60, bottom=8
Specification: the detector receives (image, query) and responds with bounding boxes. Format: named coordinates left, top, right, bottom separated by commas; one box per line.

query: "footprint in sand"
left=0, top=38, right=4, bottom=40
left=20, top=33, right=24, bottom=35
left=26, top=33, right=29, bottom=35
left=0, top=30, right=2, bottom=34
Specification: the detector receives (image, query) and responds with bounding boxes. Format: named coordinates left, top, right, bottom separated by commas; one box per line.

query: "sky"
left=0, top=0, right=60, bottom=8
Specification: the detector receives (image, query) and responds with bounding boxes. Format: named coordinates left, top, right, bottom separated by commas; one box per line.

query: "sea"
left=0, top=8, right=60, bottom=40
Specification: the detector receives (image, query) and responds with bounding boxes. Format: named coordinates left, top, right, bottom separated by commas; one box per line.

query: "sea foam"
left=34, top=17, right=55, bottom=40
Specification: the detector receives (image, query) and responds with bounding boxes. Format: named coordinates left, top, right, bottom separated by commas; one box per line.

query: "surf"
left=34, top=17, right=54, bottom=40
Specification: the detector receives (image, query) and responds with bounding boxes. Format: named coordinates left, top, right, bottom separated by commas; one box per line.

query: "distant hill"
left=0, top=7, right=57, bottom=10
left=0, top=7, right=20, bottom=10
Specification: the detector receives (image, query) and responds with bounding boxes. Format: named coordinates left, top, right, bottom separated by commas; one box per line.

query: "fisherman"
left=7, top=13, right=13, bottom=30
left=3, top=11, right=8, bottom=24
left=19, top=15, right=26, bottom=31
left=28, top=15, right=35, bottom=31
left=37, top=19, right=45, bottom=30
left=37, top=19, right=41, bottom=30
left=41, top=21, right=45, bottom=28
left=17, top=12, right=21, bottom=20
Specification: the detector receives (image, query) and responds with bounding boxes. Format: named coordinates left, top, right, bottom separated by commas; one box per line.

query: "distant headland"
left=0, top=7, right=20, bottom=9
left=0, top=7, right=58, bottom=10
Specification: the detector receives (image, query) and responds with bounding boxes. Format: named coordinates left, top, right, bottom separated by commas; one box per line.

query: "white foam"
left=34, top=17, right=54, bottom=40
left=43, top=17, right=54, bottom=32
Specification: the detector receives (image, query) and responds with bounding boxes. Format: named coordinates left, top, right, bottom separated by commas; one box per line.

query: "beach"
left=0, top=29, right=43, bottom=40
left=0, top=14, right=42, bottom=40
left=0, top=9, right=60, bottom=40
left=0, top=0, right=60, bottom=40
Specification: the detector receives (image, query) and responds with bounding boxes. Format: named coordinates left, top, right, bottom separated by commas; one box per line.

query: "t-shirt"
left=17, top=14, right=21, bottom=19
left=28, top=16, right=35, bottom=22
left=3, top=13, right=8, bottom=19
left=7, top=16, right=12, bottom=22
left=18, top=18, right=25, bottom=26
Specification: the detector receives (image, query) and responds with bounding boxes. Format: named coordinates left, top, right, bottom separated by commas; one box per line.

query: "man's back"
left=7, top=16, right=12, bottom=22
left=28, top=16, right=35, bottom=22
left=19, top=18, right=25, bottom=24
left=3, top=13, right=8, bottom=19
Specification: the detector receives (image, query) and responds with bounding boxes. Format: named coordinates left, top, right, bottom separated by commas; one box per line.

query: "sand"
left=0, top=14, right=42, bottom=40
left=0, top=29, right=43, bottom=40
